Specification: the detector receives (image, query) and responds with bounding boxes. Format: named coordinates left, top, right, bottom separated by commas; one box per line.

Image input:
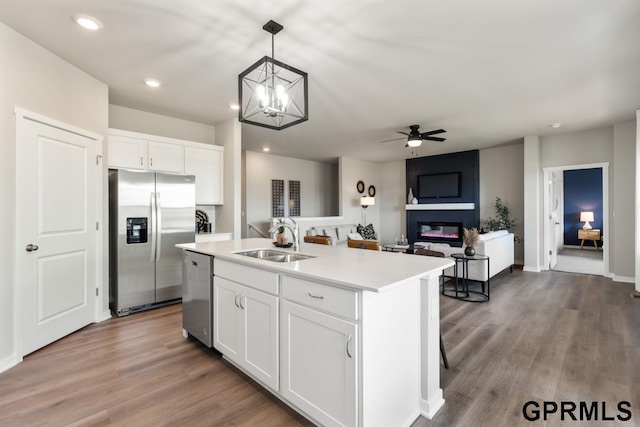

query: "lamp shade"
left=360, top=196, right=375, bottom=207
left=580, top=212, right=594, bottom=222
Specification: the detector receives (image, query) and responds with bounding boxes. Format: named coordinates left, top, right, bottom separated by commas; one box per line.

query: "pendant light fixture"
left=238, top=20, right=308, bottom=130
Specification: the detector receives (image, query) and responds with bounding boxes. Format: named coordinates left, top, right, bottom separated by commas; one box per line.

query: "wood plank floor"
left=1, top=269, right=638, bottom=427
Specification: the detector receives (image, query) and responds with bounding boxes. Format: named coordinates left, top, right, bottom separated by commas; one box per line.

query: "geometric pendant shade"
left=238, top=20, right=308, bottom=130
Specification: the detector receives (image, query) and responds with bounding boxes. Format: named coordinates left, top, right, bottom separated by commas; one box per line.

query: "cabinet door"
left=281, top=301, right=357, bottom=427
left=184, top=146, right=223, bottom=205
left=241, top=286, right=279, bottom=391
left=148, top=140, right=184, bottom=173
left=213, top=277, right=242, bottom=364
left=108, top=135, right=146, bottom=169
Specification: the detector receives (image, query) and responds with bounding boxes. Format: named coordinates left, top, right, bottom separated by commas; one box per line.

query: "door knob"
left=25, top=244, right=39, bottom=252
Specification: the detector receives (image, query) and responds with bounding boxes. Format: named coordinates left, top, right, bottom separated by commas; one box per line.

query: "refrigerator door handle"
left=156, top=192, right=162, bottom=262
left=150, top=192, right=157, bottom=262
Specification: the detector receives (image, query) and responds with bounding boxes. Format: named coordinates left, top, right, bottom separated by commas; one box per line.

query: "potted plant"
left=463, top=227, right=479, bottom=256
left=484, top=197, right=516, bottom=231
left=276, top=225, right=285, bottom=244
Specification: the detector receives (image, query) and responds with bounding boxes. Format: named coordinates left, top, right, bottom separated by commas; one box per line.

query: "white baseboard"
left=96, top=310, right=112, bottom=323
left=523, top=266, right=541, bottom=273
left=0, top=353, right=21, bottom=374
left=612, top=275, right=635, bottom=284
left=420, top=391, right=445, bottom=419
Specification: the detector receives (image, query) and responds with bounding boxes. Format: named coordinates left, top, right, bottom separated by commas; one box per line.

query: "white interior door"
left=548, top=172, right=560, bottom=269
left=16, top=116, right=98, bottom=356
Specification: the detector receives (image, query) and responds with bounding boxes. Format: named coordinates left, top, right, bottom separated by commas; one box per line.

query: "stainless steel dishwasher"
left=182, top=250, right=213, bottom=347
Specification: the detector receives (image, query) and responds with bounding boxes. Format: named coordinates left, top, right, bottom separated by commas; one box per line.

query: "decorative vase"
left=407, top=188, right=414, bottom=204
left=411, top=197, right=418, bottom=205
left=277, top=233, right=284, bottom=244
left=464, top=246, right=475, bottom=256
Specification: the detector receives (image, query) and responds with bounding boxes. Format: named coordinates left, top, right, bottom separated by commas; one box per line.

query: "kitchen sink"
left=234, top=249, right=315, bottom=263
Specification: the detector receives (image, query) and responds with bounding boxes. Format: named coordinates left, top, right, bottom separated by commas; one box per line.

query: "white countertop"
left=177, top=238, right=454, bottom=293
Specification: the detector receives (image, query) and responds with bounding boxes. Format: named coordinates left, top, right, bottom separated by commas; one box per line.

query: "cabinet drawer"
left=215, top=259, right=279, bottom=295
left=578, top=229, right=600, bottom=239
left=281, top=276, right=358, bottom=320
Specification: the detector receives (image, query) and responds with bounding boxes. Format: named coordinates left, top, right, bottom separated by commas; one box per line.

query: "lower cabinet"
left=281, top=300, right=358, bottom=427
left=213, top=276, right=279, bottom=391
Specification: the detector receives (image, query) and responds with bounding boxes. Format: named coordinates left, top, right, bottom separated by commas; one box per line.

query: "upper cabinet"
left=108, top=134, right=147, bottom=170
left=184, top=145, right=224, bottom=205
left=148, top=140, right=184, bottom=173
left=108, top=129, right=224, bottom=204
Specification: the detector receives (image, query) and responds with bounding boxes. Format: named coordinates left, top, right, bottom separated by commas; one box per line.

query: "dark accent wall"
left=563, top=168, right=603, bottom=246
left=406, top=150, right=480, bottom=245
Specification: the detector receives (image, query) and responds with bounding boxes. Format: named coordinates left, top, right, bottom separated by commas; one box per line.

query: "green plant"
left=484, top=197, right=516, bottom=231
left=277, top=225, right=285, bottom=234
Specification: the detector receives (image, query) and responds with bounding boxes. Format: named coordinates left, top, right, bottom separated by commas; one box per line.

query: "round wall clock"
left=368, top=185, right=376, bottom=197
left=357, top=180, right=365, bottom=194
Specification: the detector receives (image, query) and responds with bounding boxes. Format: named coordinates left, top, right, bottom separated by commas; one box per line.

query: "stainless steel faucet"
left=268, top=218, right=300, bottom=251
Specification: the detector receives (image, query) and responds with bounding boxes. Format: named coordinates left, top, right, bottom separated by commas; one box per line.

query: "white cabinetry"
left=108, top=134, right=146, bottom=170
left=213, top=260, right=279, bottom=391
left=184, top=145, right=224, bottom=204
left=281, top=300, right=357, bottom=427
left=108, top=129, right=224, bottom=204
left=148, top=140, right=183, bottom=173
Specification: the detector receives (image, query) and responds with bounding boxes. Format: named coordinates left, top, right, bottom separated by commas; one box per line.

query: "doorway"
left=543, top=163, right=609, bottom=276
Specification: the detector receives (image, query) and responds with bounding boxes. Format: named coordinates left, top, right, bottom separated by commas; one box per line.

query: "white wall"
left=541, top=127, right=614, bottom=167
left=613, top=120, right=636, bottom=281
left=244, top=151, right=339, bottom=236
left=0, top=22, right=108, bottom=370
left=339, top=157, right=381, bottom=231
left=523, top=136, right=542, bottom=271
left=379, top=161, right=406, bottom=244
left=216, top=118, right=242, bottom=238
left=479, top=143, right=525, bottom=263
left=109, top=105, right=216, bottom=145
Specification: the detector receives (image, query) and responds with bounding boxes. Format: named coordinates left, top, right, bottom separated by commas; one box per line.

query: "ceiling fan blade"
left=379, top=137, right=405, bottom=143
left=423, top=136, right=446, bottom=142
left=420, top=129, right=446, bottom=137
left=397, top=131, right=410, bottom=136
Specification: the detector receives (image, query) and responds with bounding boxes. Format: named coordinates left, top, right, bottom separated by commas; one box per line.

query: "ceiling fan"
left=380, top=125, right=446, bottom=147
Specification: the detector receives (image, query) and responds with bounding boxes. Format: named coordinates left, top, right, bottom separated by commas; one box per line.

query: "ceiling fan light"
left=407, top=137, right=422, bottom=147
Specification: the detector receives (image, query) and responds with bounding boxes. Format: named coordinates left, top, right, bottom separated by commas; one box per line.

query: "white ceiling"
left=1, top=0, right=639, bottom=163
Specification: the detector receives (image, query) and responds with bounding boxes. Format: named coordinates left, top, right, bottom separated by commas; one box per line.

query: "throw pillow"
left=358, top=223, right=376, bottom=240
left=322, top=227, right=338, bottom=243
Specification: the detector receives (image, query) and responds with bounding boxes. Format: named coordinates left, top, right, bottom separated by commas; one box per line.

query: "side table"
left=443, top=253, right=490, bottom=302
left=382, top=243, right=411, bottom=253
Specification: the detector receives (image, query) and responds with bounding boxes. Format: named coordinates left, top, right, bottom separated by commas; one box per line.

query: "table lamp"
left=580, top=211, right=594, bottom=230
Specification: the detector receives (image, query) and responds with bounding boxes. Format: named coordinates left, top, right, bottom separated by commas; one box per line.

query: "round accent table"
left=443, top=253, right=490, bottom=302
left=382, top=243, right=411, bottom=253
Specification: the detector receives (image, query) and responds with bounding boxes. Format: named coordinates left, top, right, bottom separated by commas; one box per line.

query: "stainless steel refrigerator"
left=109, top=169, right=195, bottom=317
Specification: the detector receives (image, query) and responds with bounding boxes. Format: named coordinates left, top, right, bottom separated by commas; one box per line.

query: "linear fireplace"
left=416, top=221, right=463, bottom=245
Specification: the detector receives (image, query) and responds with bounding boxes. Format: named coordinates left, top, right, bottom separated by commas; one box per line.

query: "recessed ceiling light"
left=144, top=78, right=161, bottom=88
left=71, top=14, right=103, bottom=31
left=549, top=122, right=562, bottom=129
left=229, top=104, right=240, bottom=110
left=263, top=147, right=270, bottom=152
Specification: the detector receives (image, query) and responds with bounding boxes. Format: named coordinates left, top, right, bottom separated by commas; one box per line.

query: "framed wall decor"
left=288, top=180, right=301, bottom=216
left=271, top=179, right=285, bottom=217
left=357, top=180, right=365, bottom=194
left=368, top=185, right=376, bottom=197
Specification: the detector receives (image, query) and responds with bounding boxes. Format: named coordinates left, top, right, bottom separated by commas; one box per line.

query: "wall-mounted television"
left=418, top=172, right=460, bottom=198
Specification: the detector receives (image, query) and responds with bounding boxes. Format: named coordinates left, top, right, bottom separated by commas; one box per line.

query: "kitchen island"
left=177, top=238, right=454, bottom=427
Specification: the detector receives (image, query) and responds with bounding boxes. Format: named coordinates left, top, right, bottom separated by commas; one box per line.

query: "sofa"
left=416, top=230, right=514, bottom=282
left=306, top=224, right=378, bottom=246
